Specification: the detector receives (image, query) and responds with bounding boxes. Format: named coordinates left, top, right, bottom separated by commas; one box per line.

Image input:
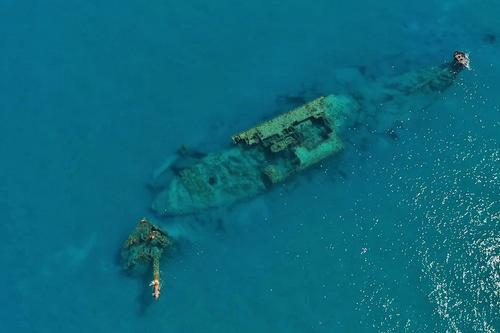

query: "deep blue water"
left=1, top=1, right=499, bottom=332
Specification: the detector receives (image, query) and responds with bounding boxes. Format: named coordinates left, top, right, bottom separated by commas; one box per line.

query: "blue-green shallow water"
left=1, top=1, right=499, bottom=332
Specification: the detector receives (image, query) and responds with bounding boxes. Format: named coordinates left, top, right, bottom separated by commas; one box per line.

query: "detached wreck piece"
left=151, top=52, right=469, bottom=216
left=122, top=218, right=174, bottom=300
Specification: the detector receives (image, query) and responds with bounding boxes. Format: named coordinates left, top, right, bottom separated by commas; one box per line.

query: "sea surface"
left=1, top=1, right=499, bottom=332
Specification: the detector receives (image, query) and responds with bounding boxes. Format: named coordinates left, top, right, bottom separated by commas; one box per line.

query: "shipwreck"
left=122, top=51, right=469, bottom=300
left=150, top=51, right=470, bottom=217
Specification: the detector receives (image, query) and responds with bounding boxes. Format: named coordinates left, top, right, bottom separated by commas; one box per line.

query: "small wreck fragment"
left=121, top=218, right=174, bottom=300
left=150, top=52, right=469, bottom=217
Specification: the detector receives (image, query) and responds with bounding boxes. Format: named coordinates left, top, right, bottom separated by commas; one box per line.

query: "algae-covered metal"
left=152, top=95, right=357, bottom=216
left=151, top=52, right=469, bottom=217
left=232, top=96, right=345, bottom=183
left=122, top=218, right=174, bottom=300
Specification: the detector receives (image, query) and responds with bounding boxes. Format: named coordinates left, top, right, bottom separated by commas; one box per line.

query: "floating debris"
left=121, top=218, right=174, bottom=300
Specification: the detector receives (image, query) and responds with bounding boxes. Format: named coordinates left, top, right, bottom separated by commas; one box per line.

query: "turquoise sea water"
left=1, top=1, right=499, bottom=332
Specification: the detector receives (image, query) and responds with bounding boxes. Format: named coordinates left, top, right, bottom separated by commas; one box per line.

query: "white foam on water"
left=409, top=143, right=499, bottom=331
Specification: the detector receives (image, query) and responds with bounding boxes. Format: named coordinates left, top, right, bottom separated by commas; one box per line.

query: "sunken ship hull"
left=151, top=52, right=468, bottom=216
